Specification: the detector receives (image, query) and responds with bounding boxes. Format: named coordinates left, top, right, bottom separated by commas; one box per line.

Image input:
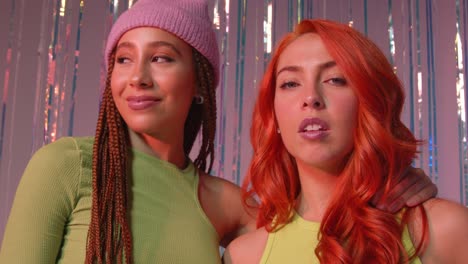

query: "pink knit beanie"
left=104, top=0, right=219, bottom=85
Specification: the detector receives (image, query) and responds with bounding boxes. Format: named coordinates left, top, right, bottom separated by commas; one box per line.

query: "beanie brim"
left=104, top=1, right=220, bottom=86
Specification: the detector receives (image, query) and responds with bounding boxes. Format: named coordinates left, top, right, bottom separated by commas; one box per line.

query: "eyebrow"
left=276, top=60, right=337, bottom=76
left=115, top=41, right=182, bottom=56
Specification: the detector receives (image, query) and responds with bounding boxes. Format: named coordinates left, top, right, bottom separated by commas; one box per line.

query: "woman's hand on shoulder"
left=373, top=167, right=437, bottom=213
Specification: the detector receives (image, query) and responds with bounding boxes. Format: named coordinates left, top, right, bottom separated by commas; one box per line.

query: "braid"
left=85, top=49, right=214, bottom=263
left=86, top=52, right=133, bottom=264
left=184, top=50, right=217, bottom=172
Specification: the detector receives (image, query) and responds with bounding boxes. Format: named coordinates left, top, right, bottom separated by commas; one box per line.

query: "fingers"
left=373, top=167, right=437, bottom=213
left=405, top=180, right=438, bottom=207
left=385, top=178, right=428, bottom=213
left=385, top=169, right=421, bottom=204
left=373, top=169, right=420, bottom=212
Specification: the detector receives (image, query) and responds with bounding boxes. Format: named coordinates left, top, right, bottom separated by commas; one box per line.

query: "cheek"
left=110, top=72, right=125, bottom=95
left=274, top=100, right=297, bottom=148
left=274, top=97, right=292, bottom=127
left=163, top=75, right=196, bottom=117
left=338, top=99, right=358, bottom=148
left=159, top=67, right=195, bottom=93
left=333, top=92, right=358, bottom=123
left=182, top=75, right=197, bottom=102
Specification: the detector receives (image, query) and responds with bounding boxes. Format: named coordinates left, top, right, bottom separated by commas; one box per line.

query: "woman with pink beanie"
left=0, top=0, right=436, bottom=263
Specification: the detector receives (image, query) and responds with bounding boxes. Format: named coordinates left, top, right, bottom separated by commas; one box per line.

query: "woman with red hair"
left=224, top=19, right=468, bottom=263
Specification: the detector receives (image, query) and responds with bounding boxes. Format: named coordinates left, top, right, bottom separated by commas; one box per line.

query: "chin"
left=125, top=119, right=160, bottom=134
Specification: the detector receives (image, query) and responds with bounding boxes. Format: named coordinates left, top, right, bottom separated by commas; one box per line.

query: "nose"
left=130, top=62, right=153, bottom=88
left=302, top=95, right=325, bottom=110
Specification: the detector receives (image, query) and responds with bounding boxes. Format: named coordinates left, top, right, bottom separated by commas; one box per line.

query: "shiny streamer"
left=0, top=0, right=25, bottom=242
left=288, top=0, right=294, bottom=30
left=213, top=0, right=229, bottom=178
left=233, top=0, right=247, bottom=185
left=425, top=0, right=439, bottom=183
left=263, top=0, right=273, bottom=67
left=44, top=0, right=58, bottom=144
left=6, top=0, right=25, bottom=186
left=100, top=0, right=120, bottom=97
left=364, top=0, right=368, bottom=35
left=68, top=1, right=84, bottom=136
left=0, top=0, right=19, bottom=166
left=407, top=0, right=415, bottom=133
left=32, top=0, right=51, bottom=153
left=44, top=0, right=65, bottom=144
left=388, top=0, right=395, bottom=65
left=459, top=0, right=468, bottom=204
left=298, top=0, right=304, bottom=22
left=415, top=0, right=425, bottom=170
left=346, top=0, right=352, bottom=24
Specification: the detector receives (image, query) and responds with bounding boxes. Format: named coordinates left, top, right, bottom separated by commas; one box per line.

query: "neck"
left=129, top=129, right=187, bottom=169
left=295, top=160, right=340, bottom=222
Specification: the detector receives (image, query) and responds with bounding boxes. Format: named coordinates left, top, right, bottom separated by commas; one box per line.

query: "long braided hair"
left=85, top=49, right=217, bottom=264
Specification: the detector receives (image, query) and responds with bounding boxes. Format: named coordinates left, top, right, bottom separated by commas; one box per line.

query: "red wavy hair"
left=243, top=19, right=428, bottom=263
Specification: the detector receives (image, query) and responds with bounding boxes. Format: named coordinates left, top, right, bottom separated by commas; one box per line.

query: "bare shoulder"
left=409, top=198, right=468, bottom=263
left=422, top=198, right=468, bottom=237
left=199, top=171, right=241, bottom=196
left=223, top=227, right=269, bottom=264
left=198, top=171, right=246, bottom=214
left=198, top=171, right=257, bottom=247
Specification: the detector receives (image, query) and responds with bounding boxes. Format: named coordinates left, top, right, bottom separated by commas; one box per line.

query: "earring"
left=194, top=95, right=204, bottom=105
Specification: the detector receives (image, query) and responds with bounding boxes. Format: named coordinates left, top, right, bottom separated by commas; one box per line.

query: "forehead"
left=277, top=33, right=334, bottom=69
left=117, top=27, right=192, bottom=52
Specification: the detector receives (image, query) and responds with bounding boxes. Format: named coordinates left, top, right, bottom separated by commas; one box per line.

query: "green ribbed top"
left=0, top=137, right=220, bottom=264
left=260, top=212, right=421, bottom=264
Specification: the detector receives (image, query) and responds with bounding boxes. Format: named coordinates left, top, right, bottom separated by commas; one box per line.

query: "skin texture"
left=224, top=31, right=468, bottom=264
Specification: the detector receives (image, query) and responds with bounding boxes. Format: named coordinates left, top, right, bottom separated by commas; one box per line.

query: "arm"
left=373, top=167, right=438, bottom=213
left=198, top=173, right=257, bottom=247
left=0, top=138, right=80, bottom=263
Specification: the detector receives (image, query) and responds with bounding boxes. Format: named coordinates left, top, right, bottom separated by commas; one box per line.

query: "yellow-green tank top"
left=260, top=213, right=421, bottom=264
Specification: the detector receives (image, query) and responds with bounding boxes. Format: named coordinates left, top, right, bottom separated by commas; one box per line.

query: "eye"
left=152, top=56, right=174, bottom=63
left=116, top=56, right=131, bottom=64
left=279, top=81, right=300, bottom=89
left=324, top=77, right=347, bottom=86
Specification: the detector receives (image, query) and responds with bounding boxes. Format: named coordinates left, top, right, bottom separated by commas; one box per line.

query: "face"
left=111, top=27, right=196, bottom=140
left=274, top=33, right=358, bottom=174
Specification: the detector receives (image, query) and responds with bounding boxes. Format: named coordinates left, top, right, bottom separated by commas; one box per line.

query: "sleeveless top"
left=259, top=212, right=421, bottom=264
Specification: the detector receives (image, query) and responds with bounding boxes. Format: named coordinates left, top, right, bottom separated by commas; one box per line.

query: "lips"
left=127, top=95, right=160, bottom=110
left=298, top=117, right=329, bottom=140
